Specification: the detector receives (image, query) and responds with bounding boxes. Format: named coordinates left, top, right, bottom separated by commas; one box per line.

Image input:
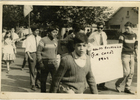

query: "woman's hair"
left=4, top=31, right=12, bottom=40
left=73, top=32, right=88, bottom=44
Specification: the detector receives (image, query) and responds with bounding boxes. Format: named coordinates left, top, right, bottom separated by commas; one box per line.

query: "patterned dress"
left=2, top=38, right=15, bottom=61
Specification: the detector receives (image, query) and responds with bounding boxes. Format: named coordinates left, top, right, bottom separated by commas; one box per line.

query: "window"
left=110, top=25, right=120, bottom=29
left=126, top=11, right=129, bottom=18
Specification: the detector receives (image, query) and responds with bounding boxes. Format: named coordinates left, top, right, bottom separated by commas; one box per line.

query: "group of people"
left=1, top=21, right=138, bottom=94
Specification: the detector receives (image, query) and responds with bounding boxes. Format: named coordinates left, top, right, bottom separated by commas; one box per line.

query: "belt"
left=30, top=52, right=36, bottom=54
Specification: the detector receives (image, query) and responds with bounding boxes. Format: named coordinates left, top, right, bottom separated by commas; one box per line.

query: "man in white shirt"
left=88, top=21, right=108, bottom=91
left=26, top=25, right=41, bottom=91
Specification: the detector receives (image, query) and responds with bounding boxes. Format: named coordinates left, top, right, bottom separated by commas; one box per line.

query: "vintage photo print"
left=0, top=1, right=140, bottom=99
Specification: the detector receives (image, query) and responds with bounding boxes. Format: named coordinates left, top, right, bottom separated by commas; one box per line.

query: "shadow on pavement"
left=1, top=86, right=28, bottom=92
left=1, top=75, right=30, bottom=92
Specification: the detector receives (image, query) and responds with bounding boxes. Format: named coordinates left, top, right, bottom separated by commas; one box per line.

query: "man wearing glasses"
left=25, top=25, right=41, bottom=91
left=88, top=21, right=108, bottom=90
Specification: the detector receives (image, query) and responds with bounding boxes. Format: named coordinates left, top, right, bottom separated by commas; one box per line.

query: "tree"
left=2, top=5, right=113, bottom=30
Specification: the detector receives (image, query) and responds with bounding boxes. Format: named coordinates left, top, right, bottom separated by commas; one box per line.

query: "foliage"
left=3, top=5, right=113, bottom=29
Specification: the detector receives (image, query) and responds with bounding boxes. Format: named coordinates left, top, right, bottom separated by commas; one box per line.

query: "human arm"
left=50, top=57, right=68, bottom=93
left=36, top=40, right=44, bottom=63
left=25, top=37, right=33, bottom=61
left=86, top=58, right=98, bottom=94
left=103, top=32, right=108, bottom=45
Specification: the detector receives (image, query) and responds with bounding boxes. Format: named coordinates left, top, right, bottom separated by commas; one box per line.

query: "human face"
left=74, top=43, right=87, bottom=56
left=97, top=25, right=104, bottom=32
left=125, top=26, right=132, bottom=33
left=6, top=32, right=11, bottom=38
left=50, top=29, right=58, bottom=39
left=11, top=28, right=15, bottom=33
left=33, top=29, right=39, bottom=36
left=3, top=29, right=7, bottom=33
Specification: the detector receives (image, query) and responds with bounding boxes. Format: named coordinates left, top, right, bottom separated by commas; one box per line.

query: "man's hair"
left=72, top=23, right=85, bottom=33
left=125, top=21, right=133, bottom=28
left=31, top=25, right=38, bottom=32
left=97, top=21, right=105, bottom=27
left=47, top=26, right=57, bottom=33
left=73, top=32, right=88, bottom=44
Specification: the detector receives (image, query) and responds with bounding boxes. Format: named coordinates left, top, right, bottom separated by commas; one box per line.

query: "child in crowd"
left=2, top=31, right=16, bottom=73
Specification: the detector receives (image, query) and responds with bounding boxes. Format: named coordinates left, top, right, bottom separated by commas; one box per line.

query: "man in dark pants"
left=25, top=25, right=41, bottom=91
left=37, top=27, right=58, bottom=92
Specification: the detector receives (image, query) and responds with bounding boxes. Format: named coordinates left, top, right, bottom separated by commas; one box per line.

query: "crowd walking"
left=1, top=21, right=138, bottom=94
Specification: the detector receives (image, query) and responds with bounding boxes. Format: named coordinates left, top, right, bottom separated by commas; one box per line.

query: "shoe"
left=115, top=85, right=121, bottom=93
left=6, top=69, right=10, bottom=74
left=31, top=85, right=36, bottom=91
left=97, top=86, right=108, bottom=90
left=35, top=84, right=40, bottom=89
left=21, top=68, right=24, bottom=71
left=124, top=89, right=134, bottom=94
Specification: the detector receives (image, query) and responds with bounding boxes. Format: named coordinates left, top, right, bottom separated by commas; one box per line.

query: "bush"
left=104, top=30, right=122, bottom=40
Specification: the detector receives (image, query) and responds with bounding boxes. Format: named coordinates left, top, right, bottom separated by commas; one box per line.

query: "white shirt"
left=12, top=32, right=19, bottom=40
left=25, top=35, right=41, bottom=52
left=88, top=31, right=107, bottom=46
left=72, top=51, right=87, bottom=68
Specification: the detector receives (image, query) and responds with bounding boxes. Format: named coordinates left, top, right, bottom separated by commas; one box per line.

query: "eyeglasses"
left=97, top=27, right=103, bottom=29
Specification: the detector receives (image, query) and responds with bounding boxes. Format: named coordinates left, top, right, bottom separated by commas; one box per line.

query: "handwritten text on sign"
left=90, top=44, right=123, bottom=84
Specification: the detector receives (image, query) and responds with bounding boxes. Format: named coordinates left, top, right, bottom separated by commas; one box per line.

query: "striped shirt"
left=119, top=32, right=138, bottom=55
left=37, top=36, right=58, bottom=62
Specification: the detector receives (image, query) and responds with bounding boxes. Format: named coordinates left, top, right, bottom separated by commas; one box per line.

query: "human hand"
left=29, top=57, right=34, bottom=62
left=39, top=62, right=45, bottom=70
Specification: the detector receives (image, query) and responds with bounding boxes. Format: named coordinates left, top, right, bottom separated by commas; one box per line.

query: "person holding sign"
left=88, top=21, right=108, bottom=90
left=50, top=33, right=98, bottom=94
left=115, top=22, right=138, bottom=94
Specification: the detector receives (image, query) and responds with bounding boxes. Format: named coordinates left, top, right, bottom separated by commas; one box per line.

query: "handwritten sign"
left=90, top=44, right=123, bottom=84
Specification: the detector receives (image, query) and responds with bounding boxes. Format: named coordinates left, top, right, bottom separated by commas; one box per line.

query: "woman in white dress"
left=2, top=31, right=16, bottom=73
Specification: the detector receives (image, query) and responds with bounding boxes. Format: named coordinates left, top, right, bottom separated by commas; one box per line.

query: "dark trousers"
left=28, top=53, right=36, bottom=86
left=22, top=52, right=28, bottom=68
left=97, top=83, right=105, bottom=87
left=41, top=60, right=57, bottom=92
left=28, top=53, right=41, bottom=86
left=35, top=62, right=41, bottom=86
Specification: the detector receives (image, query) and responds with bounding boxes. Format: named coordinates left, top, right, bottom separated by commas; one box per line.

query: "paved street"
left=1, top=40, right=137, bottom=95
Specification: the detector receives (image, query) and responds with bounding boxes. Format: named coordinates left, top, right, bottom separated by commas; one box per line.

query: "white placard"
left=90, top=44, right=123, bottom=84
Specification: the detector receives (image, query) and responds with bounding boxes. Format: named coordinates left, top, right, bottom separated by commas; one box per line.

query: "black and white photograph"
left=0, top=1, right=139, bottom=99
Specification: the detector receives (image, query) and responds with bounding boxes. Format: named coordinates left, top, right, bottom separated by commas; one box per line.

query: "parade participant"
left=2, top=27, right=7, bottom=40
left=21, top=34, right=30, bottom=70
left=25, top=25, right=41, bottom=91
left=11, top=28, right=19, bottom=54
left=58, top=23, right=85, bottom=56
left=37, top=26, right=58, bottom=92
left=88, top=21, right=108, bottom=90
left=50, top=33, right=98, bottom=94
left=115, top=22, right=138, bottom=94
left=2, top=27, right=7, bottom=63
left=2, top=31, right=16, bottom=73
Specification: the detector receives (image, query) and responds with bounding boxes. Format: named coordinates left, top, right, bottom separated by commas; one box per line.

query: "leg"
left=41, top=61, right=49, bottom=92
left=6, top=61, right=10, bottom=73
left=125, top=55, right=134, bottom=90
left=28, top=53, right=36, bottom=90
left=115, top=54, right=130, bottom=91
left=49, top=61, right=57, bottom=79
left=35, top=62, right=41, bottom=88
left=22, top=52, right=28, bottom=69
